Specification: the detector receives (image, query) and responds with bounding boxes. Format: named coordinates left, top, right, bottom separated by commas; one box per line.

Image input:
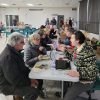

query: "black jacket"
left=0, top=44, right=31, bottom=92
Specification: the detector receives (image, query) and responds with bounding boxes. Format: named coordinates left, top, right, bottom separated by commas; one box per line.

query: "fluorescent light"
left=1, top=3, right=9, bottom=6
left=26, top=3, right=34, bottom=6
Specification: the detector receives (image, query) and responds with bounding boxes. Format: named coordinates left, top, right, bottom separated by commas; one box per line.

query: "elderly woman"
left=24, top=33, right=46, bottom=67
left=60, top=31, right=98, bottom=100
left=24, top=33, right=46, bottom=98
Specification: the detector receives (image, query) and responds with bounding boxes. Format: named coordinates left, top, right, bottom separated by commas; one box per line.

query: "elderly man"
left=24, top=33, right=46, bottom=98
left=0, top=32, right=39, bottom=100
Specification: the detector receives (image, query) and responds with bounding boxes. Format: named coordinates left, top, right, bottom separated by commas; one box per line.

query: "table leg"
left=61, top=81, right=64, bottom=99
left=43, top=80, right=48, bottom=98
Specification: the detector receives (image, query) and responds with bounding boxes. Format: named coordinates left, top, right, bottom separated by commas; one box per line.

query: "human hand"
left=58, top=44, right=67, bottom=52
left=67, top=70, right=79, bottom=77
left=31, top=79, right=38, bottom=88
left=39, top=46, right=44, bottom=51
left=38, top=55, right=43, bottom=60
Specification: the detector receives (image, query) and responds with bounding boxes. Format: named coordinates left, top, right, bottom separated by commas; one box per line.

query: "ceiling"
left=0, top=0, right=81, bottom=8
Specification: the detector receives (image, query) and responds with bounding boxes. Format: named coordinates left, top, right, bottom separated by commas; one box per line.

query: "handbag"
left=55, top=59, right=70, bottom=70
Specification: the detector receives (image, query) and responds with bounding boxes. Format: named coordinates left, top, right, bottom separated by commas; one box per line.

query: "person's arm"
left=75, top=55, right=97, bottom=81
left=2, top=55, right=31, bottom=87
left=39, top=46, right=47, bottom=55
left=24, top=47, right=39, bottom=68
left=67, top=70, right=79, bottom=77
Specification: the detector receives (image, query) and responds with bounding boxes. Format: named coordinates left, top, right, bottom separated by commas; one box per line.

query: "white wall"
left=0, top=7, right=77, bottom=28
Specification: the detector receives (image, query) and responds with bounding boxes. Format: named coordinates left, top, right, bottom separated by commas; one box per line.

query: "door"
left=57, top=15, right=64, bottom=29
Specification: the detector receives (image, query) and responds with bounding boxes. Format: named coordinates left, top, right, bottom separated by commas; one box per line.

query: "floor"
left=0, top=35, right=100, bottom=100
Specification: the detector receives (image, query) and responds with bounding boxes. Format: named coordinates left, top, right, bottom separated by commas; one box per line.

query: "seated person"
left=60, top=31, right=98, bottom=100
left=49, top=28, right=57, bottom=39
left=24, top=33, right=46, bottom=98
left=0, top=32, right=39, bottom=100
left=38, top=30, right=52, bottom=51
left=65, top=28, right=75, bottom=45
left=59, top=27, right=75, bottom=46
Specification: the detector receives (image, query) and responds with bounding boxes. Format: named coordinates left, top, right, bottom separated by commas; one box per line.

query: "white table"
left=29, top=59, right=79, bottom=99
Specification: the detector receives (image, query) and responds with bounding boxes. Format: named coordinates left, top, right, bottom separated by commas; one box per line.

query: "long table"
left=29, top=58, right=79, bottom=99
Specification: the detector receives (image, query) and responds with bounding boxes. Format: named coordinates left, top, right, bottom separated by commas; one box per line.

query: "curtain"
left=87, top=0, right=100, bottom=34
left=79, top=0, right=87, bottom=30
left=79, top=0, right=100, bottom=34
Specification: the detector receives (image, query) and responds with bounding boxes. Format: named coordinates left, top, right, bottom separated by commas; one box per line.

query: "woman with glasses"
left=24, top=33, right=46, bottom=98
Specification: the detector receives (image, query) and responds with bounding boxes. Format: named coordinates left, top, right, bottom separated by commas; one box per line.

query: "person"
left=60, top=31, right=98, bottom=100
left=60, top=17, right=64, bottom=28
left=45, top=18, right=50, bottom=25
left=68, top=17, right=72, bottom=27
left=13, top=19, right=17, bottom=26
left=49, top=28, right=57, bottom=39
left=0, top=21, right=3, bottom=38
left=0, top=32, right=39, bottom=100
left=38, top=30, right=52, bottom=51
left=24, top=33, right=46, bottom=98
left=51, top=17, right=57, bottom=26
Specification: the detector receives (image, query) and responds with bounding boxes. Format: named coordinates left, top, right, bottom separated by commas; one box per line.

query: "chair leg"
left=87, top=93, right=97, bottom=100
left=87, top=90, right=97, bottom=100
left=88, top=93, right=92, bottom=100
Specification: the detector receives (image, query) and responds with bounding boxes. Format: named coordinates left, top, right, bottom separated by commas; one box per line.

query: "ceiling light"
left=26, top=4, right=34, bottom=6
left=1, top=3, right=9, bottom=6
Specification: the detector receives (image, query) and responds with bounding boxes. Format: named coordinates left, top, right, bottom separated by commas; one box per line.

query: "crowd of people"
left=0, top=17, right=99, bottom=100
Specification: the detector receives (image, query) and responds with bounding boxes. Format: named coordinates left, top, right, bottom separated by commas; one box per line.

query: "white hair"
left=7, top=32, right=24, bottom=46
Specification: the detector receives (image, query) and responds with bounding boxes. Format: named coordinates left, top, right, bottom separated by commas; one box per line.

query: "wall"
left=0, top=7, right=77, bottom=28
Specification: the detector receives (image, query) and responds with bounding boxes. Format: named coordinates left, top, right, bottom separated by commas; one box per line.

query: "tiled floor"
left=0, top=35, right=100, bottom=100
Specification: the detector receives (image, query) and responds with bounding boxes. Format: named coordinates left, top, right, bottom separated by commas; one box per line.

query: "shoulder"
left=79, top=43, right=96, bottom=59
left=24, top=42, right=31, bottom=50
left=83, top=43, right=94, bottom=54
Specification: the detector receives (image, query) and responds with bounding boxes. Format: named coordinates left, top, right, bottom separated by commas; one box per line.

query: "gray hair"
left=7, top=32, right=24, bottom=46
